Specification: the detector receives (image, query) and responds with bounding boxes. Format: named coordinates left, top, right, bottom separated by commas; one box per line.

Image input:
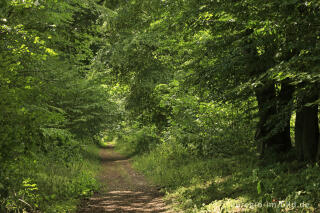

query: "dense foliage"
left=0, top=0, right=116, bottom=211
left=1, top=0, right=320, bottom=212
left=97, top=0, right=320, bottom=212
left=100, top=0, right=320, bottom=160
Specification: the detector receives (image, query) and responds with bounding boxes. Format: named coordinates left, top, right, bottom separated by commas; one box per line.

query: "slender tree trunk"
left=295, top=89, right=319, bottom=162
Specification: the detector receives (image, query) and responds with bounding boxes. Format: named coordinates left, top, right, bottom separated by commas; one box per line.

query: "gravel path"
left=78, top=146, right=171, bottom=213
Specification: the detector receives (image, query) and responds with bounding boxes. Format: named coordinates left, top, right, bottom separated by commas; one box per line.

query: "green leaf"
left=257, top=180, right=263, bottom=195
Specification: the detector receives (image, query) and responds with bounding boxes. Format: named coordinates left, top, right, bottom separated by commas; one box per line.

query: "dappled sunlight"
left=78, top=146, right=171, bottom=212
left=1, top=0, right=320, bottom=212
left=81, top=191, right=169, bottom=212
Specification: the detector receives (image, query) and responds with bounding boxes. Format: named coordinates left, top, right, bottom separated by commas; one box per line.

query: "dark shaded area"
left=295, top=88, right=319, bottom=162
left=255, top=81, right=294, bottom=157
left=79, top=191, right=168, bottom=213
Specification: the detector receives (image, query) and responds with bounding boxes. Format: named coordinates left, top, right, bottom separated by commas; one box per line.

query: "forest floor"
left=77, top=145, right=171, bottom=212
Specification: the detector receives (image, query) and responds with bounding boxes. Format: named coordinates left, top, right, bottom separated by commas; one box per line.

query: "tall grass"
left=0, top=142, right=101, bottom=212
left=117, top=133, right=320, bottom=213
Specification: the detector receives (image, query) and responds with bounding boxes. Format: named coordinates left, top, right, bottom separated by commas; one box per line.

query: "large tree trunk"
left=255, top=81, right=293, bottom=157
left=273, top=82, right=294, bottom=151
left=255, top=82, right=277, bottom=156
left=295, top=109, right=304, bottom=160
left=295, top=90, right=319, bottom=162
left=317, top=130, right=320, bottom=162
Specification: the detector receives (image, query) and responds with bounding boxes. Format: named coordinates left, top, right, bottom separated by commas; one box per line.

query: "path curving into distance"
left=78, top=145, right=171, bottom=213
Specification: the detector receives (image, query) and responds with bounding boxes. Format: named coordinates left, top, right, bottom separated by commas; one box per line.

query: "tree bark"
left=255, top=82, right=277, bottom=156
left=295, top=90, right=319, bottom=162
left=317, top=131, right=320, bottom=162
left=255, top=81, right=293, bottom=157
left=295, top=108, right=304, bottom=160
left=273, top=82, right=294, bottom=152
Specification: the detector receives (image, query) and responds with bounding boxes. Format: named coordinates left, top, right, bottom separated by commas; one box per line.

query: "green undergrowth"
left=115, top=125, right=160, bottom=157
left=0, top=141, right=101, bottom=212
left=116, top=139, right=320, bottom=213
left=99, top=135, right=117, bottom=147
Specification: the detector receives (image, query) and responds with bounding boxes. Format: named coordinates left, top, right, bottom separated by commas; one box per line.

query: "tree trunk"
left=317, top=131, right=320, bottom=162
left=273, top=82, right=294, bottom=152
left=255, top=82, right=277, bottom=156
left=255, top=81, right=293, bottom=157
left=295, top=109, right=304, bottom=160
left=295, top=90, right=319, bottom=162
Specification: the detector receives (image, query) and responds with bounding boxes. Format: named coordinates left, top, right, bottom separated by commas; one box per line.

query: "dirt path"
left=78, top=146, right=171, bottom=213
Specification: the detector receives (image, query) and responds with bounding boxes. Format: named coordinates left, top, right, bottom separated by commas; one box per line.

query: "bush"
left=0, top=142, right=100, bottom=212
left=116, top=124, right=160, bottom=156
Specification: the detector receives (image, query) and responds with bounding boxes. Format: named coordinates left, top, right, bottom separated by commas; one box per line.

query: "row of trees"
left=0, top=0, right=105, bottom=162
left=0, top=0, right=118, bottom=210
left=98, top=0, right=319, bottom=161
left=1, top=0, right=319, bottom=210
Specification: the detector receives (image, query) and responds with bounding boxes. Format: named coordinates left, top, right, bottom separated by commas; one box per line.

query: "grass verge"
left=117, top=140, right=320, bottom=213
left=0, top=142, right=101, bottom=212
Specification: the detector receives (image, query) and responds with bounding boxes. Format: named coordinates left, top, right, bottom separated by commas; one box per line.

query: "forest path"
left=78, top=145, right=171, bottom=212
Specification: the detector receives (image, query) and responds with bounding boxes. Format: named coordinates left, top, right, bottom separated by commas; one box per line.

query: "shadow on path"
left=80, top=191, right=168, bottom=212
left=78, top=145, right=171, bottom=213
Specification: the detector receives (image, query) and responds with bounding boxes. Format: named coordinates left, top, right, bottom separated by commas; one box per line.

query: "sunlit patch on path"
left=78, top=145, right=171, bottom=213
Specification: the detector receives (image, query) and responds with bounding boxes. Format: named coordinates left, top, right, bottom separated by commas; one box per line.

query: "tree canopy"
left=1, top=0, right=320, bottom=212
